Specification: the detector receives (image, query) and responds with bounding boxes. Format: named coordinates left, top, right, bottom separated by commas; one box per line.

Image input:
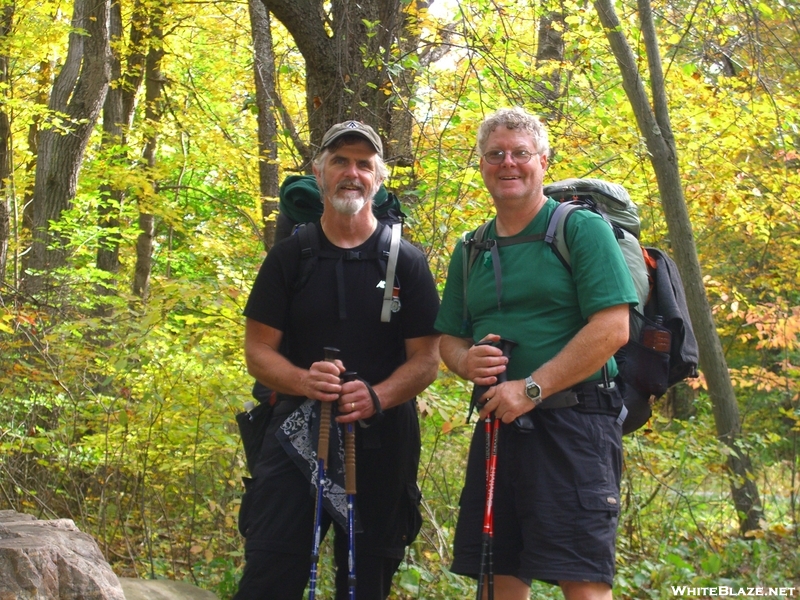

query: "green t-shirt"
left=435, top=198, right=639, bottom=382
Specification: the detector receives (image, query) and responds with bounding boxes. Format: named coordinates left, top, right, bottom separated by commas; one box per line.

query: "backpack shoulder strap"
left=293, top=222, right=321, bottom=292
left=544, top=200, right=585, bottom=272
left=460, top=220, right=493, bottom=335
left=295, top=221, right=317, bottom=252
left=297, top=221, right=402, bottom=323
left=380, top=222, right=402, bottom=323
left=461, top=220, right=493, bottom=297
left=459, top=219, right=548, bottom=335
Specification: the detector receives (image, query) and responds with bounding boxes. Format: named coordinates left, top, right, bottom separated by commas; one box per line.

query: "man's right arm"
left=244, top=318, right=342, bottom=403
left=439, top=333, right=508, bottom=387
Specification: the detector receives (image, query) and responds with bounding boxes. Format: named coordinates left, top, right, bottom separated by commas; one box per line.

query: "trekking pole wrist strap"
left=357, top=377, right=384, bottom=427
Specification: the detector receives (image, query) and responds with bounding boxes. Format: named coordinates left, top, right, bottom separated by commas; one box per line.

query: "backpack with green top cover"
left=461, top=177, right=699, bottom=434
left=275, top=174, right=404, bottom=242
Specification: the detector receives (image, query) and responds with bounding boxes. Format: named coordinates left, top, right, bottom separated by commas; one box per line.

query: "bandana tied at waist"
left=277, top=399, right=362, bottom=531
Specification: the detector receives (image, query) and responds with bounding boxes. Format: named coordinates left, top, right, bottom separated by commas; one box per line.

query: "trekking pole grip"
left=495, top=338, right=517, bottom=384
left=345, top=426, right=356, bottom=494
left=318, top=347, right=340, bottom=465
left=341, top=371, right=358, bottom=495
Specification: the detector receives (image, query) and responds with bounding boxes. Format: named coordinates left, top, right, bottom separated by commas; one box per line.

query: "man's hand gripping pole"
left=308, top=346, right=339, bottom=600
left=475, top=338, right=516, bottom=600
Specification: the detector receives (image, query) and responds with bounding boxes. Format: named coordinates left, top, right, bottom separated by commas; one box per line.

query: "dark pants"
left=235, top=401, right=420, bottom=600
left=234, top=533, right=402, bottom=600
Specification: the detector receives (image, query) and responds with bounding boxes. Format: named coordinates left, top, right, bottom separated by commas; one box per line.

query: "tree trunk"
left=21, top=62, right=52, bottom=238
left=96, top=0, right=148, bottom=276
left=133, top=212, right=154, bottom=298
left=96, top=0, right=125, bottom=276
left=387, top=0, right=432, bottom=168
left=664, top=382, right=696, bottom=422
left=0, top=1, right=12, bottom=284
left=260, top=0, right=404, bottom=151
left=534, top=5, right=565, bottom=117
left=592, top=0, right=764, bottom=534
left=132, top=9, right=165, bottom=300
left=248, top=0, right=280, bottom=251
left=23, top=0, right=111, bottom=295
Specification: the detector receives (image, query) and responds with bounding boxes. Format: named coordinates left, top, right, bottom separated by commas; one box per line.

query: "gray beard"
left=331, top=194, right=367, bottom=215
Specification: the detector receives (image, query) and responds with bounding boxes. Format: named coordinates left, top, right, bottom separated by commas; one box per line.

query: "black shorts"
left=451, top=405, right=623, bottom=587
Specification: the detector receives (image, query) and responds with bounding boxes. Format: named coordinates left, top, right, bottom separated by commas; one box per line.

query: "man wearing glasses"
left=435, top=107, right=638, bottom=599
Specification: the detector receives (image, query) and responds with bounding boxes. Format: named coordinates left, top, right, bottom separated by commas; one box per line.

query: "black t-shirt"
left=244, top=223, right=440, bottom=388
left=243, top=223, right=440, bottom=557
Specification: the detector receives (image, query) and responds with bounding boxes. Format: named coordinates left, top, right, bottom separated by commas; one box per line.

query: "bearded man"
left=234, top=121, right=441, bottom=600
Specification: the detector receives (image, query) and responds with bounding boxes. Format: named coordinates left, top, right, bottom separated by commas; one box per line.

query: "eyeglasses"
left=482, top=149, right=536, bottom=165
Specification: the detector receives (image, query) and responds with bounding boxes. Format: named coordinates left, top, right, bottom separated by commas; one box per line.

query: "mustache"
left=336, top=179, right=366, bottom=193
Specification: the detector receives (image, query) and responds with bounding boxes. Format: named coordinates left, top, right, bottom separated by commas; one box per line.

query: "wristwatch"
left=524, top=376, right=542, bottom=407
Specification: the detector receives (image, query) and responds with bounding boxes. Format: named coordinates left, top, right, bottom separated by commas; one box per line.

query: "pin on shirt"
left=377, top=280, right=401, bottom=313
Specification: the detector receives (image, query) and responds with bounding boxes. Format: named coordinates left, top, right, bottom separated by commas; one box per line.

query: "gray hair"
left=312, top=134, right=389, bottom=182
left=476, top=107, right=550, bottom=157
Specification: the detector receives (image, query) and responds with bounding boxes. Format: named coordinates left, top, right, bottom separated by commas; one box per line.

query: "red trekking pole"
left=474, top=338, right=516, bottom=600
left=309, top=346, right=339, bottom=600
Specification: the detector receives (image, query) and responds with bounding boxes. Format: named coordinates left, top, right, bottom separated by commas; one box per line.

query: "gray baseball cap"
left=320, top=120, right=383, bottom=157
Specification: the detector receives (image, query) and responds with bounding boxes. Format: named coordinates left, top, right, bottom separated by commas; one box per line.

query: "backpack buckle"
left=474, top=238, right=496, bottom=252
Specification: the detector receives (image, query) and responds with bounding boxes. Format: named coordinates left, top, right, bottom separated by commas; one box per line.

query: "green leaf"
left=398, top=568, right=420, bottom=593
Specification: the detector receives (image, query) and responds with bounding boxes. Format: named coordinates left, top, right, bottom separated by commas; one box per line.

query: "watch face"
left=525, top=379, right=541, bottom=401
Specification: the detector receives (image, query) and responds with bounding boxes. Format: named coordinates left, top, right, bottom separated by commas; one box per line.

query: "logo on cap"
left=320, top=120, right=383, bottom=157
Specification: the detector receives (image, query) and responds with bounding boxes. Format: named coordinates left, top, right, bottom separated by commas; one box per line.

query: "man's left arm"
left=337, top=334, right=441, bottom=424
left=480, top=303, right=628, bottom=423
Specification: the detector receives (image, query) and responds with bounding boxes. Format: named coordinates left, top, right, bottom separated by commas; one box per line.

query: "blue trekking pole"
left=473, top=338, right=517, bottom=600
left=341, top=371, right=359, bottom=599
left=309, top=346, right=339, bottom=600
